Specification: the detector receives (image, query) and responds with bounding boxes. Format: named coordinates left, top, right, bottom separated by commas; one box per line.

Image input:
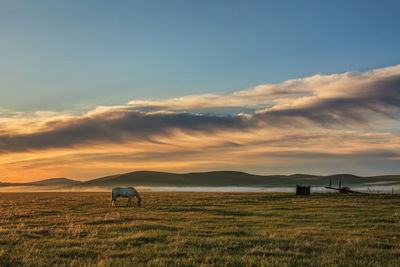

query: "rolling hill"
left=67, top=171, right=400, bottom=188
left=2, top=171, right=400, bottom=190
left=0, top=178, right=79, bottom=187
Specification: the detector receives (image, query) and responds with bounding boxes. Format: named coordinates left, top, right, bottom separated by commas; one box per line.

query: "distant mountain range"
left=0, top=178, right=79, bottom=187
left=73, top=171, right=400, bottom=188
left=2, top=171, right=399, bottom=189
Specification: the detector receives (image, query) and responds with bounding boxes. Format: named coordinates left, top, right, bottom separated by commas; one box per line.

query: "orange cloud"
left=1, top=65, right=400, bottom=182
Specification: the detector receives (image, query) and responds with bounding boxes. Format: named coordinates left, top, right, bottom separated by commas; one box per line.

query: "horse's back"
left=112, top=187, right=136, bottom=197
left=112, top=187, right=121, bottom=194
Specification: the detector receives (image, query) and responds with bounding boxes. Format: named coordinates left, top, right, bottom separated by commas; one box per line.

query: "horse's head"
left=137, top=197, right=142, bottom=207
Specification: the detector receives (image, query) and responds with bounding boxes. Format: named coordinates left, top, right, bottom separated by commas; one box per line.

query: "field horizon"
left=2, top=171, right=400, bottom=193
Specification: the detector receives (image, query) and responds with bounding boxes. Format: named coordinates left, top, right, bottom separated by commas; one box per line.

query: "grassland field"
left=0, top=192, right=399, bottom=266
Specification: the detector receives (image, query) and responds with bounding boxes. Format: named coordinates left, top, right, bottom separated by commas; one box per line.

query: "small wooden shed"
left=296, top=184, right=310, bottom=195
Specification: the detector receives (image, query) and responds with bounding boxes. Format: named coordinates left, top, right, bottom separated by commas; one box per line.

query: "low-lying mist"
left=0, top=185, right=399, bottom=193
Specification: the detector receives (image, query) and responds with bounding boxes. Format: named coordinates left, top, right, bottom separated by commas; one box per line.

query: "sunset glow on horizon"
left=1, top=65, right=400, bottom=182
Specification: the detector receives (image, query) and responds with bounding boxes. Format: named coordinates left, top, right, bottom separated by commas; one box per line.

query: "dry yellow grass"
left=0, top=192, right=399, bottom=266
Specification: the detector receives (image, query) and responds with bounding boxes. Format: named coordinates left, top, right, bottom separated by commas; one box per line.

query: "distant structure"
left=325, top=178, right=361, bottom=193
left=296, top=184, right=310, bottom=195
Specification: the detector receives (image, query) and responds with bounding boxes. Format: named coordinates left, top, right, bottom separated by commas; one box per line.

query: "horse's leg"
left=110, top=194, right=116, bottom=207
left=129, top=196, right=132, bottom=206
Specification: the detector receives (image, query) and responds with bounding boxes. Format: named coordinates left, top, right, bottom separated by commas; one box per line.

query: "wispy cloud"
left=255, top=65, right=400, bottom=127
left=127, top=64, right=400, bottom=127
left=0, top=110, right=252, bottom=153
left=1, top=65, right=400, bottom=181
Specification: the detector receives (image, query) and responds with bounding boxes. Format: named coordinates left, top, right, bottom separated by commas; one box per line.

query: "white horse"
left=110, top=187, right=142, bottom=207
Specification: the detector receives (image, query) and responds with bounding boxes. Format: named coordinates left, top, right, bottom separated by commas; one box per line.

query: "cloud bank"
left=1, top=65, right=400, bottom=181
left=0, top=110, right=251, bottom=153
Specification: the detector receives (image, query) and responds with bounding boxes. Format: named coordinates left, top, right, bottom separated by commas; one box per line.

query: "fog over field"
left=1, top=171, right=400, bottom=193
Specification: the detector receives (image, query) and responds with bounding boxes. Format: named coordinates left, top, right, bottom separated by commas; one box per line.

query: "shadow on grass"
left=7, top=214, right=33, bottom=220
left=138, top=224, right=180, bottom=232
left=165, top=207, right=254, bottom=217
left=56, top=248, right=100, bottom=259
left=0, top=254, right=22, bottom=266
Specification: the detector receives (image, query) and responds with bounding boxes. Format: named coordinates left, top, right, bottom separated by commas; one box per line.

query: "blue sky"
left=1, top=1, right=400, bottom=181
left=1, top=1, right=399, bottom=111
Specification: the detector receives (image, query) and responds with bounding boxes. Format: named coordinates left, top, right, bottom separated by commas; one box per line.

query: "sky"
left=1, top=1, right=400, bottom=182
